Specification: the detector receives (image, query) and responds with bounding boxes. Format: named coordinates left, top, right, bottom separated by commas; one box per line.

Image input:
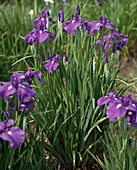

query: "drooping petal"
left=97, top=96, right=110, bottom=108
left=44, top=60, right=54, bottom=72
left=2, top=127, right=25, bottom=148
left=0, top=84, right=16, bottom=102
left=49, top=17, right=56, bottom=24
left=36, top=31, right=49, bottom=43
left=52, top=61, right=59, bottom=71
left=64, top=20, right=81, bottom=34
left=47, top=31, right=55, bottom=42
left=85, top=22, right=97, bottom=35
left=106, top=103, right=127, bottom=120
left=31, top=71, right=44, bottom=83
left=23, top=28, right=37, bottom=45
left=1, top=82, right=11, bottom=86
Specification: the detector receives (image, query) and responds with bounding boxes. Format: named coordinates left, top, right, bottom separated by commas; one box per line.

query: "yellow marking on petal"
left=114, top=98, right=117, bottom=100
left=21, top=85, right=25, bottom=88
left=39, top=30, right=42, bottom=34
left=72, top=20, right=75, bottom=24
left=21, top=104, right=24, bottom=107
left=51, top=60, right=54, bottom=64
left=41, top=18, right=44, bottom=21
left=132, top=104, right=135, bottom=107
left=7, top=131, right=12, bottom=135
left=21, top=75, right=25, bottom=78
left=8, top=85, right=13, bottom=90
left=96, top=23, right=100, bottom=26
left=117, top=104, right=122, bottom=109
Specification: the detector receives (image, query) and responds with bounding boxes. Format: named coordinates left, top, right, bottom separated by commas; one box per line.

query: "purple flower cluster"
left=97, top=91, right=137, bottom=128
left=0, top=72, right=35, bottom=102
left=23, top=5, right=55, bottom=45
left=63, top=8, right=128, bottom=62
left=0, top=69, right=43, bottom=112
left=23, top=5, right=128, bottom=64
left=63, top=6, right=113, bottom=36
left=0, top=119, right=25, bottom=148
left=85, top=16, right=128, bottom=62
left=0, top=69, right=44, bottom=148
left=94, top=29, right=128, bottom=62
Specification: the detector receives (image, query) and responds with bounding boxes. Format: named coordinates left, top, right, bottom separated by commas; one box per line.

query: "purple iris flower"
left=0, top=119, right=25, bottom=148
left=24, top=68, right=44, bottom=84
left=106, top=95, right=136, bottom=121
left=33, top=6, right=56, bottom=27
left=24, top=25, right=55, bottom=45
left=63, top=5, right=86, bottom=34
left=35, top=21, right=55, bottom=44
left=98, top=92, right=137, bottom=126
left=0, top=72, right=36, bottom=102
left=85, top=16, right=114, bottom=35
left=58, top=8, right=64, bottom=23
left=44, top=50, right=63, bottom=72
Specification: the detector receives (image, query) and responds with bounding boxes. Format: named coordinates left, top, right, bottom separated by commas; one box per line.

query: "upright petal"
left=58, top=8, right=64, bottom=23
left=76, top=5, right=80, bottom=15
